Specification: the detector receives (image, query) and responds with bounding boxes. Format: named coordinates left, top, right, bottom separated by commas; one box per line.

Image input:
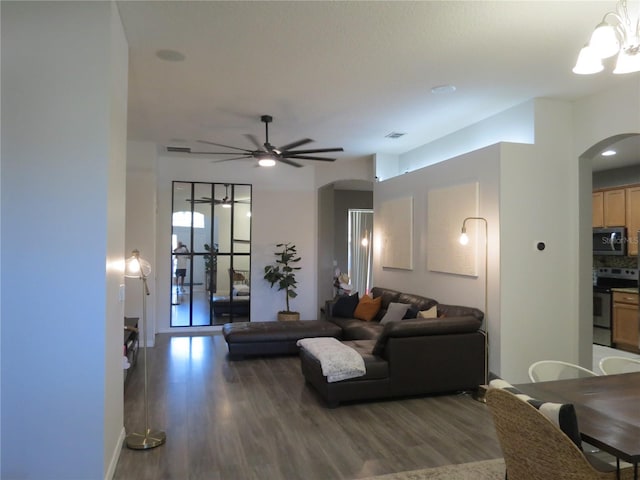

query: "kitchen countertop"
left=611, top=288, right=639, bottom=294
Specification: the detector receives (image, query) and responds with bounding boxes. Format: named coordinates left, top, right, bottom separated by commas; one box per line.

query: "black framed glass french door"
left=170, top=181, right=251, bottom=327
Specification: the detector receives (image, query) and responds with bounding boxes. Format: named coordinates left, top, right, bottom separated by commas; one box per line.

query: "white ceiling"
left=117, top=1, right=640, bottom=169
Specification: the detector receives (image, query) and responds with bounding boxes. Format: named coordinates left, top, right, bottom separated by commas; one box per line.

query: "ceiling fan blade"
left=278, top=158, right=303, bottom=168
left=285, top=155, right=336, bottom=162
left=244, top=134, right=264, bottom=151
left=278, top=138, right=313, bottom=152
left=210, top=155, right=253, bottom=163
left=285, top=147, right=344, bottom=154
left=197, top=140, right=253, bottom=152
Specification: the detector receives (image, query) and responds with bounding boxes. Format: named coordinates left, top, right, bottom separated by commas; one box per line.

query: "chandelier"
left=573, top=0, right=640, bottom=74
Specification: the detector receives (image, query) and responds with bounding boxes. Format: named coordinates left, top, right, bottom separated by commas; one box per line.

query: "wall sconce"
left=459, top=217, right=489, bottom=388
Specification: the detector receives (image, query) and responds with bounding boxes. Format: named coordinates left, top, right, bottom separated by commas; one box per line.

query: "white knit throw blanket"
left=297, top=337, right=366, bottom=383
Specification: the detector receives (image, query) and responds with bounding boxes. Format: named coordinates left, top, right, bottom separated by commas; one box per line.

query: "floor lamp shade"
left=124, top=249, right=166, bottom=450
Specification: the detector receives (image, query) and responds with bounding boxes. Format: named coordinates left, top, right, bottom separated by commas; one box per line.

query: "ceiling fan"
left=167, top=115, right=344, bottom=168
left=187, top=184, right=249, bottom=207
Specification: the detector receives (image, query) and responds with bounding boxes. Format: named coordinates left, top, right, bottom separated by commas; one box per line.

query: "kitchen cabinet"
left=593, top=188, right=626, bottom=228
left=603, top=189, right=626, bottom=227
left=626, top=186, right=640, bottom=256
left=612, top=291, right=639, bottom=353
left=593, top=192, right=604, bottom=228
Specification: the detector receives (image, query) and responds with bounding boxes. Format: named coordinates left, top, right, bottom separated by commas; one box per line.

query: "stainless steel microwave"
left=593, top=227, right=627, bottom=256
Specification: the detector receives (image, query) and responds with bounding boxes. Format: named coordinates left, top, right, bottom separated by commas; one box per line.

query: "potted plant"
left=204, top=243, right=218, bottom=292
left=263, top=242, right=301, bottom=321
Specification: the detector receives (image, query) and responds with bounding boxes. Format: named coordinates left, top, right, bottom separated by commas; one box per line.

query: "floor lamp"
left=459, top=217, right=489, bottom=395
left=124, top=249, right=166, bottom=450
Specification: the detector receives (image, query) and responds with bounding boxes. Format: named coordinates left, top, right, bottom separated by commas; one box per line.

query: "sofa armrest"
left=372, top=316, right=482, bottom=356
left=384, top=332, right=486, bottom=395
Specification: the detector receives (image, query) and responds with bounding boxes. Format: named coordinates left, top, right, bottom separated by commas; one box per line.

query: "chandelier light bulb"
left=590, top=22, right=621, bottom=58
left=613, top=48, right=640, bottom=73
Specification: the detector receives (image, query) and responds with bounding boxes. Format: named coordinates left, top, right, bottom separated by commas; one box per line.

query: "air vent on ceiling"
left=385, top=132, right=406, bottom=139
left=166, top=146, right=192, bottom=153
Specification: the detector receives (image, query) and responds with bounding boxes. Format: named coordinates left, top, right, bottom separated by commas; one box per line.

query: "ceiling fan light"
left=573, top=45, right=604, bottom=74
left=222, top=202, right=232, bottom=209
left=589, top=22, right=621, bottom=58
left=258, top=157, right=276, bottom=167
left=613, top=48, right=640, bottom=74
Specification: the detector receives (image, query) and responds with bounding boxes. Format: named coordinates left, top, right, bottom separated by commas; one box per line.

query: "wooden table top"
left=516, top=372, right=640, bottom=463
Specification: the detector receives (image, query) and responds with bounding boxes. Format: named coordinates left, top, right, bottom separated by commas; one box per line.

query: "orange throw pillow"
left=354, top=295, right=382, bottom=322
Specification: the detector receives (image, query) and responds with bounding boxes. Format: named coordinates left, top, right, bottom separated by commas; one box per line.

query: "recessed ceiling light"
left=601, top=150, right=617, bottom=156
left=156, top=49, right=186, bottom=62
left=431, top=84, right=457, bottom=94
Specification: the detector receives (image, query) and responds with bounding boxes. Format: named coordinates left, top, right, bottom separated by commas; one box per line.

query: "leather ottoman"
left=222, top=320, right=342, bottom=358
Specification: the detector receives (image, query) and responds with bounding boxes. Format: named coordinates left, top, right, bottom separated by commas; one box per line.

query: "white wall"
left=1, top=3, right=128, bottom=479
left=125, top=141, right=158, bottom=346
left=381, top=100, right=535, bottom=179
left=373, top=144, right=501, bottom=371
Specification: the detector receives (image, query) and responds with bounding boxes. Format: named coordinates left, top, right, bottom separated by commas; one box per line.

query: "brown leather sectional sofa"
left=299, top=287, right=486, bottom=407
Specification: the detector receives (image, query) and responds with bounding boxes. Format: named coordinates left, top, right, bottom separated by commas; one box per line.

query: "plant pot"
left=277, top=311, right=300, bottom=322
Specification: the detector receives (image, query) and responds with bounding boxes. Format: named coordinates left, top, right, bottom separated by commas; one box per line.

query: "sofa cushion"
left=437, top=303, right=484, bottom=322
left=354, top=294, right=382, bottom=321
left=380, top=302, right=410, bottom=325
left=340, top=320, right=384, bottom=340
left=341, top=340, right=389, bottom=380
left=332, top=293, right=359, bottom=318
left=397, top=293, right=438, bottom=312
left=372, top=316, right=483, bottom=356
left=370, top=287, right=401, bottom=310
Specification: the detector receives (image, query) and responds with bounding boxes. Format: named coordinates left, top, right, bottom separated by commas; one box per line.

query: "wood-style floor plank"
left=113, top=333, right=502, bottom=480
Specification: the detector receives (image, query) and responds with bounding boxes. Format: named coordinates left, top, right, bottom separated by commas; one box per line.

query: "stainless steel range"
left=593, top=267, right=639, bottom=347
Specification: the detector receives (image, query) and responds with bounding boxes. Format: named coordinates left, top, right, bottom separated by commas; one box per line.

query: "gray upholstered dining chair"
left=528, top=360, right=598, bottom=383
left=486, top=388, right=635, bottom=480
left=598, top=356, right=640, bottom=375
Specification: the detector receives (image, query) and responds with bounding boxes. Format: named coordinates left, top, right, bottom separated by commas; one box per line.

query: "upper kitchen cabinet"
left=593, top=191, right=604, bottom=227
left=626, top=185, right=640, bottom=256
left=593, top=188, right=626, bottom=228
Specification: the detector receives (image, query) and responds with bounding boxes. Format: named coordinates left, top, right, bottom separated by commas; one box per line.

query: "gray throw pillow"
left=379, top=302, right=410, bottom=325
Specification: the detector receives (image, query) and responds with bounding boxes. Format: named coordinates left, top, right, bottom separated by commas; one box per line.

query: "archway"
left=578, top=133, right=640, bottom=366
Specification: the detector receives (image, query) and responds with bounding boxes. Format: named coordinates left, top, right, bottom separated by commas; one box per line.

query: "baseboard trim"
left=105, top=426, right=126, bottom=480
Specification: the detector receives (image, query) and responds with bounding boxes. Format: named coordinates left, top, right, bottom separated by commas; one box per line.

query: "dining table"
left=516, top=371, right=640, bottom=479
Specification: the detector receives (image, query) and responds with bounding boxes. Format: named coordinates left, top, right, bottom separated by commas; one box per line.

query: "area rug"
left=361, top=458, right=505, bottom=480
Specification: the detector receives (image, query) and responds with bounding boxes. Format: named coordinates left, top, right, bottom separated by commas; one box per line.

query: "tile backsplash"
left=593, top=255, right=637, bottom=269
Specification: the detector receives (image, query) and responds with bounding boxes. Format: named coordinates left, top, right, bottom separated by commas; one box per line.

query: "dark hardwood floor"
left=113, top=333, right=502, bottom=480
